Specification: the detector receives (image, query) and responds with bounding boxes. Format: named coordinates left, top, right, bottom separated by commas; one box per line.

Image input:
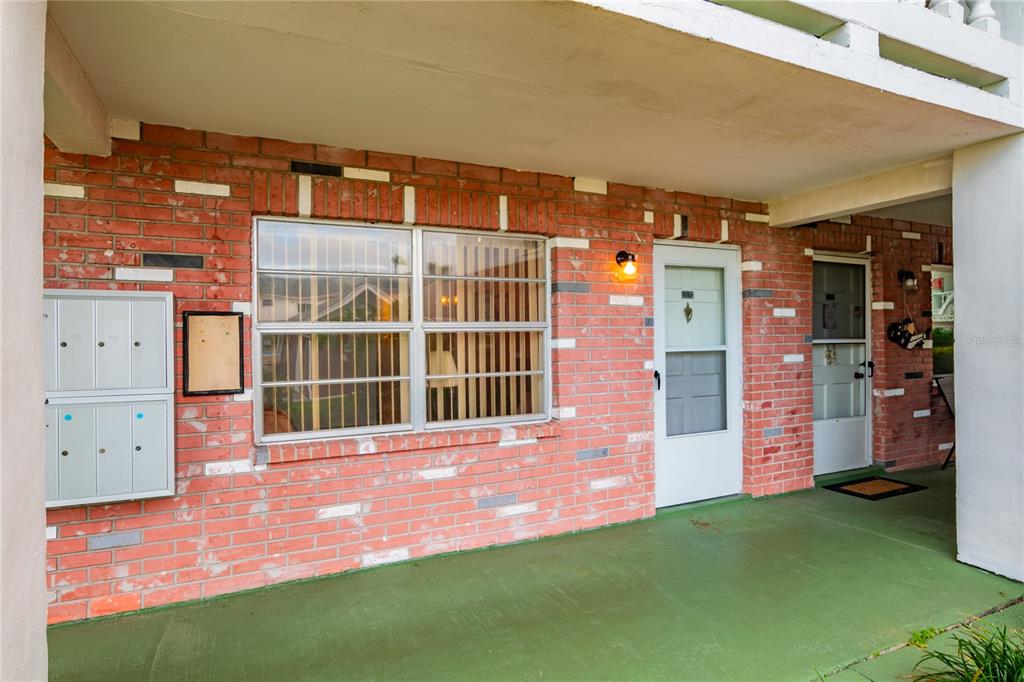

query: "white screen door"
left=812, top=257, right=871, bottom=475
left=654, top=245, right=741, bottom=507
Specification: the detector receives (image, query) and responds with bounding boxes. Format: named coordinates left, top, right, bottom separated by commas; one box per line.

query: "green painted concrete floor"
left=49, top=468, right=1023, bottom=681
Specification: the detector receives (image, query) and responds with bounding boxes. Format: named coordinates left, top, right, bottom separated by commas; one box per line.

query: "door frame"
left=652, top=241, right=743, bottom=506
left=811, top=253, right=873, bottom=473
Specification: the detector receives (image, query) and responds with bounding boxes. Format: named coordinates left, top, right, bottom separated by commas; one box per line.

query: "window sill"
left=267, top=420, right=562, bottom=464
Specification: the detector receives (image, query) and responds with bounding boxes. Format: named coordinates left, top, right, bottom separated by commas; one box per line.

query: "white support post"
left=953, top=132, right=1024, bottom=581
left=0, top=1, right=49, bottom=678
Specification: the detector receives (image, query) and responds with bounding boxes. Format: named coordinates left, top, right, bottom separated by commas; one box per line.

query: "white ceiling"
left=49, top=1, right=1019, bottom=201
left=865, top=194, right=953, bottom=226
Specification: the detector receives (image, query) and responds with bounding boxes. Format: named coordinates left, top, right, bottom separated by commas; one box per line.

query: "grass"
left=912, top=624, right=1024, bottom=681
left=909, top=626, right=943, bottom=648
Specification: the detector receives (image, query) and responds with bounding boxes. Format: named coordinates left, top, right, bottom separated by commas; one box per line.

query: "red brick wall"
left=42, top=125, right=952, bottom=622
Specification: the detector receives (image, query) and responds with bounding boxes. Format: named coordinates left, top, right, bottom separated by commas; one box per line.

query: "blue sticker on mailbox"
left=64, top=414, right=72, bottom=421
left=136, top=412, right=144, bottom=419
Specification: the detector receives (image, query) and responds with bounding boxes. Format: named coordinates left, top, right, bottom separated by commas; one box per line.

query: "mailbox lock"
left=59, top=341, right=67, bottom=348
left=135, top=445, right=142, bottom=451
left=98, top=341, right=105, bottom=347
left=60, top=450, right=68, bottom=457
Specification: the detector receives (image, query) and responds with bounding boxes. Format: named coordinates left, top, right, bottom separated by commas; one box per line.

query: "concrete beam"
left=768, top=157, right=952, bottom=227
left=44, top=15, right=109, bottom=155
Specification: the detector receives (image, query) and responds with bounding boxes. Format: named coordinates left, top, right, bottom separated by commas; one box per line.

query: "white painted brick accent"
left=110, top=118, right=141, bottom=140
left=317, top=503, right=361, bottom=520
left=902, top=231, right=922, bottom=240
left=922, top=340, right=933, bottom=349
left=871, top=301, right=895, bottom=310
left=549, top=237, right=589, bottom=249
left=782, top=354, right=805, bottom=363
left=921, top=265, right=934, bottom=272
left=643, top=210, right=654, bottom=224
left=551, top=338, right=576, bottom=349
left=552, top=406, right=576, bottom=420
left=344, top=167, right=390, bottom=183
left=232, top=389, right=253, bottom=402
left=499, top=438, right=538, bottom=448
left=643, top=360, right=655, bottom=369
left=232, top=301, right=252, bottom=315
left=362, top=548, right=409, bottom=567
left=627, top=431, right=653, bottom=443
left=174, top=180, right=231, bottom=197
left=741, top=261, right=763, bottom=272
left=404, top=186, right=416, bottom=225
left=804, top=248, right=815, bottom=256
left=356, top=436, right=376, bottom=454
left=672, top=214, right=683, bottom=238
left=496, top=502, right=538, bottom=517
left=590, top=475, right=631, bottom=491
left=938, top=442, right=954, bottom=451
left=913, top=409, right=932, bottom=418
left=43, top=183, right=85, bottom=198
left=773, top=308, right=796, bottom=317
left=720, top=219, right=729, bottom=241
left=46, top=526, right=57, bottom=540
left=297, top=175, right=312, bottom=217
left=609, top=295, right=643, bottom=306
left=499, top=195, right=508, bottom=231
left=745, top=213, right=770, bottom=223
left=416, top=467, right=457, bottom=481
left=573, top=177, right=607, bottom=194
left=115, top=267, right=173, bottom=282
left=204, top=459, right=253, bottom=476
left=873, top=388, right=905, bottom=397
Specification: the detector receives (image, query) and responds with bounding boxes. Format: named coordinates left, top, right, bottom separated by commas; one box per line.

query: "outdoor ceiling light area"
left=616, top=250, right=638, bottom=279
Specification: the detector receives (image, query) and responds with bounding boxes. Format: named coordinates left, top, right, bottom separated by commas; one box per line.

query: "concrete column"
left=0, top=1, right=48, bottom=679
left=952, top=132, right=1024, bottom=581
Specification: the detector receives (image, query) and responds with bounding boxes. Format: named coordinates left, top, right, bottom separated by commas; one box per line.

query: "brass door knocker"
left=684, top=302, right=693, bottom=323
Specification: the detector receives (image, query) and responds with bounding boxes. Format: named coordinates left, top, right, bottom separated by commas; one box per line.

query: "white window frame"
left=252, top=217, right=551, bottom=444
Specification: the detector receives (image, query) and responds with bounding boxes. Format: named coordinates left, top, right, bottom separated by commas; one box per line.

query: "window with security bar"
left=255, top=220, right=548, bottom=441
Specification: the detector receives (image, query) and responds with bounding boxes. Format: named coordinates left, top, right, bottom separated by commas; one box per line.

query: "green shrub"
left=912, top=624, right=1024, bottom=681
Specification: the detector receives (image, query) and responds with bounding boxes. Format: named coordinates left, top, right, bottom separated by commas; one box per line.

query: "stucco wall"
left=1, top=1, right=49, bottom=678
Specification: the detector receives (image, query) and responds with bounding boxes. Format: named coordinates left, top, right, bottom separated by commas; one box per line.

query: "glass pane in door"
left=812, top=343, right=867, bottom=419
left=813, top=262, right=865, bottom=339
left=666, top=350, right=726, bottom=435
left=665, top=266, right=724, bottom=347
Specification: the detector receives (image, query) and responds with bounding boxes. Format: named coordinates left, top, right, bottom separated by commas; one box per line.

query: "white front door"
left=812, top=257, right=872, bottom=475
left=653, top=244, right=742, bottom=507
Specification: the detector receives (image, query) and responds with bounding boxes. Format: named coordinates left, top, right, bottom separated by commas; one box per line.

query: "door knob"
left=61, top=450, right=68, bottom=457
left=854, top=371, right=865, bottom=379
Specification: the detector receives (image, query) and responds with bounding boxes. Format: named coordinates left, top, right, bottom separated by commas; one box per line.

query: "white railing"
left=922, top=0, right=1001, bottom=37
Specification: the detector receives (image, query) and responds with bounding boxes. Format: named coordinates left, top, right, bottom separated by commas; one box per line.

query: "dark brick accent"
left=477, top=494, right=517, bottom=509
left=552, top=281, right=590, bottom=294
left=87, top=530, right=141, bottom=551
left=743, top=288, right=773, bottom=298
left=905, top=371, right=924, bottom=380
left=576, top=447, right=609, bottom=461
left=762, top=427, right=784, bottom=438
left=644, top=317, right=654, bottom=327
left=290, top=160, right=342, bottom=177
left=143, top=253, right=203, bottom=269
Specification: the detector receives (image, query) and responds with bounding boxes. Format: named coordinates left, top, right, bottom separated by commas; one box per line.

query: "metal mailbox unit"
left=43, top=290, right=175, bottom=507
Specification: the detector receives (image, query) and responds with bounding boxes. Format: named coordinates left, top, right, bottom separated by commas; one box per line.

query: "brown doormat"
left=823, top=476, right=927, bottom=501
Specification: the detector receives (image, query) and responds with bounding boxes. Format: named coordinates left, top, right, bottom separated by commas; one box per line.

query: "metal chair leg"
left=941, top=443, right=956, bottom=470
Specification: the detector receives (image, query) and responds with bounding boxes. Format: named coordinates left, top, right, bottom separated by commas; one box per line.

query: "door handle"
left=854, top=371, right=865, bottom=380
left=654, top=370, right=661, bottom=391
left=859, top=360, right=875, bottom=378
